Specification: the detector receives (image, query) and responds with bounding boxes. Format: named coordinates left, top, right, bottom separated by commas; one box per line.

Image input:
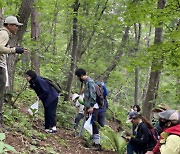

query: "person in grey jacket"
left=0, top=16, right=28, bottom=130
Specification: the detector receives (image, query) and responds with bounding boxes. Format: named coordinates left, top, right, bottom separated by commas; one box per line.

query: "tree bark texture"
left=64, top=0, right=80, bottom=101
left=7, top=0, right=34, bottom=91
left=134, top=23, right=141, bottom=105
left=31, top=2, right=40, bottom=75
left=142, top=0, right=166, bottom=120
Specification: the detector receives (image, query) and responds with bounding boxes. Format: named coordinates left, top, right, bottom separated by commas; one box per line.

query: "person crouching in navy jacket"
left=25, top=70, right=58, bottom=133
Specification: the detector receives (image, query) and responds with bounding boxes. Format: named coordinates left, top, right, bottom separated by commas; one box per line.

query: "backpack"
left=150, top=128, right=159, bottom=142
left=95, top=83, right=105, bottom=107
left=147, top=128, right=159, bottom=150
left=43, top=78, right=62, bottom=94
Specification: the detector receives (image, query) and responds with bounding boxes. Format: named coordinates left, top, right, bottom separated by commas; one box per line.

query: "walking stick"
left=78, top=116, right=86, bottom=137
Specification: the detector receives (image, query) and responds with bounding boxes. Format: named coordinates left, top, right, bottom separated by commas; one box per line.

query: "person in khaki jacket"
left=0, top=16, right=28, bottom=130
left=158, top=110, right=180, bottom=154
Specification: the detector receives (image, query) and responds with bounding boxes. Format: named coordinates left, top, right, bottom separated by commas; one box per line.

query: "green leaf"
left=0, top=133, right=5, bottom=141
left=0, top=142, right=4, bottom=153
left=4, top=144, right=17, bottom=153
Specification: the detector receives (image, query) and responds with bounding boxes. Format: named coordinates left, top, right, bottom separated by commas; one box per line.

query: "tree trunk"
left=142, top=0, right=166, bottom=120
left=96, top=26, right=130, bottom=82
left=31, top=1, right=40, bottom=75
left=134, top=23, right=141, bottom=105
left=7, top=0, right=34, bottom=92
left=64, top=0, right=79, bottom=101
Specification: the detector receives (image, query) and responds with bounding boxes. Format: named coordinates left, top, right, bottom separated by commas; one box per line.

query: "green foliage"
left=2, top=0, right=180, bottom=152
left=100, top=125, right=126, bottom=153
left=56, top=99, right=76, bottom=129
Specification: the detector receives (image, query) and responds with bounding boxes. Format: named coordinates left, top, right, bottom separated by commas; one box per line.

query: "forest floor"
left=4, top=115, right=120, bottom=154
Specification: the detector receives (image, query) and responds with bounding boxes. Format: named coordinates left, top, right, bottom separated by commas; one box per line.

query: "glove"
left=15, top=47, right=24, bottom=54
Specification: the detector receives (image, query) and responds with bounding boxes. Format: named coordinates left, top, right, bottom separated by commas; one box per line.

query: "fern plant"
left=100, top=125, right=126, bottom=154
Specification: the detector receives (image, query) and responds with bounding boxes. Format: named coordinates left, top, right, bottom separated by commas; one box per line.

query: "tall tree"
left=7, top=0, right=34, bottom=92
left=64, top=0, right=80, bottom=101
left=142, top=0, right=166, bottom=120
left=134, top=23, right=141, bottom=105
left=31, top=0, right=40, bottom=74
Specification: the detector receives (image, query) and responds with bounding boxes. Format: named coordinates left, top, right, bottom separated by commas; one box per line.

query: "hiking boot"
left=49, top=129, right=57, bottom=133
left=93, top=144, right=102, bottom=151
left=45, top=129, right=57, bottom=133
left=84, top=143, right=102, bottom=151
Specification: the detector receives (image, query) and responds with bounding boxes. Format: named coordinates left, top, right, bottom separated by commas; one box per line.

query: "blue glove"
left=15, top=47, right=24, bottom=54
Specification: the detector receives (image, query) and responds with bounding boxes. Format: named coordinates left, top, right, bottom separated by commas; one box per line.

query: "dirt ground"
left=5, top=119, right=118, bottom=154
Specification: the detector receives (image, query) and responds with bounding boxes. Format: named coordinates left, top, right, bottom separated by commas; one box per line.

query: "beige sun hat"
left=4, top=16, right=23, bottom=26
left=72, top=93, right=79, bottom=101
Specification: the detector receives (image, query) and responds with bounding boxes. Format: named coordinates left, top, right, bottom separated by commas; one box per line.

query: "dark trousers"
left=74, top=113, right=84, bottom=129
left=44, top=98, right=58, bottom=129
left=127, top=142, right=145, bottom=154
left=92, top=108, right=105, bottom=134
left=0, top=67, right=6, bottom=122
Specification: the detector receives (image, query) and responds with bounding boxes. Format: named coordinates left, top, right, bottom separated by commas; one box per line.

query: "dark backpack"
left=43, top=78, right=62, bottom=94
left=147, top=128, right=159, bottom=151
left=95, top=83, right=104, bottom=107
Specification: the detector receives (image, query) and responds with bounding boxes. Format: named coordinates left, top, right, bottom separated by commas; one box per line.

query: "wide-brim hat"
left=4, top=16, right=23, bottom=26
left=152, top=103, right=170, bottom=112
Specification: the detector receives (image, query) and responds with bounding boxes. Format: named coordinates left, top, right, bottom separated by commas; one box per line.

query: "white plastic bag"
left=28, top=101, right=39, bottom=115
left=84, top=114, right=92, bottom=135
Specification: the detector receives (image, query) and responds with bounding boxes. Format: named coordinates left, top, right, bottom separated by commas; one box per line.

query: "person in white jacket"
left=72, top=93, right=85, bottom=129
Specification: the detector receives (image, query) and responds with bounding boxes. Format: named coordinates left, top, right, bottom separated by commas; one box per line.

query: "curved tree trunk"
left=96, top=26, right=130, bottom=82
left=142, top=0, right=166, bottom=120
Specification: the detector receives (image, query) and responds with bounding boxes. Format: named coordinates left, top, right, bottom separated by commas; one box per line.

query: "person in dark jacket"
left=25, top=70, right=59, bottom=133
left=126, top=112, right=150, bottom=154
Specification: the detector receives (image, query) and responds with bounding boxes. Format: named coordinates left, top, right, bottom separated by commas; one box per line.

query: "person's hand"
left=23, top=48, right=29, bottom=53
left=145, top=151, right=154, bottom=154
left=15, top=47, right=29, bottom=54
left=126, top=136, right=131, bottom=142
left=88, top=107, right=94, bottom=113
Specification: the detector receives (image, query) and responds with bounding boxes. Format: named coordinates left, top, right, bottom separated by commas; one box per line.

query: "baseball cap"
left=152, top=103, right=170, bottom=112
left=4, top=16, right=23, bottom=26
left=72, top=93, right=79, bottom=101
left=126, top=111, right=140, bottom=123
left=158, top=110, right=179, bottom=121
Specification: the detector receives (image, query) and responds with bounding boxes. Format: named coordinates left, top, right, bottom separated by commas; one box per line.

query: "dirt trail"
left=5, top=119, right=118, bottom=154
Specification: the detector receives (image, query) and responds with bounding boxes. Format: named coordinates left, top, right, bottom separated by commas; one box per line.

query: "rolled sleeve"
left=0, top=30, right=16, bottom=54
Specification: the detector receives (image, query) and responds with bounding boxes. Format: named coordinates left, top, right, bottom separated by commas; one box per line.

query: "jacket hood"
left=164, top=124, right=180, bottom=136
